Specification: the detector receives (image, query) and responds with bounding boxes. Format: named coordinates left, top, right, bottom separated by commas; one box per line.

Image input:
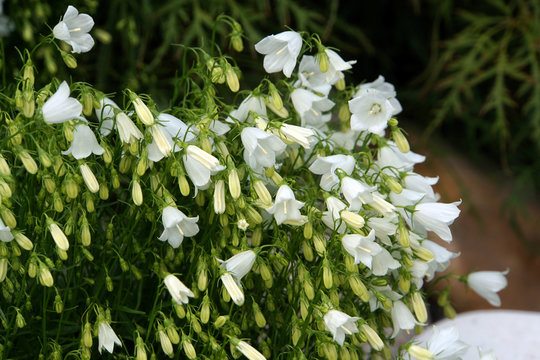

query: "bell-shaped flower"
left=341, top=230, right=382, bottom=268
left=411, top=200, right=461, bottom=242
left=309, top=155, right=355, bottom=191
left=218, top=250, right=256, bottom=282
left=378, top=141, right=425, bottom=172
left=371, top=247, right=400, bottom=276
left=98, top=320, right=121, bottom=354
left=95, top=97, right=119, bottom=136
left=290, top=88, right=334, bottom=129
left=422, top=239, right=459, bottom=281
left=367, top=214, right=398, bottom=246
left=266, top=185, right=305, bottom=225
left=158, top=206, right=199, bottom=248
left=324, top=49, right=356, bottom=85
left=322, top=196, right=347, bottom=234
left=255, top=31, right=302, bottom=78
left=391, top=300, right=417, bottom=337
left=164, top=274, right=194, bottom=305
left=403, top=172, right=439, bottom=203
left=226, top=95, right=266, bottom=123
left=297, top=55, right=332, bottom=95
left=341, top=176, right=376, bottom=211
left=0, top=218, right=14, bottom=242
left=147, top=113, right=195, bottom=162
left=53, top=6, right=95, bottom=53
left=241, top=127, right=286, bottom=173
left=368, top=285, right=402, bottom=312
left=349, top=88, right=401, bottom=136
left=409, top=326, right=468, bottom=360
left=218, top=250, right=256, bottom=306
left=116, top=112, right=144, bottom=145
left=467, top=270, right=508, bottom=307
left=324, top=310, right=360, bottom=346
left=355, top=75, right=402, bottom=114
left=183, top=145, right=225, bottom=190
left=62, top=123, right=105, bottom=159
left=278, top=123, right=315, bottom=149
left=41, top=81, right=83, bottom=124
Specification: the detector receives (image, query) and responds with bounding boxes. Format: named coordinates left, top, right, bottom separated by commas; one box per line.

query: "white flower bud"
left=213, top=180, right=226, bottom=214
left=80, top=164, right=99, bottom=193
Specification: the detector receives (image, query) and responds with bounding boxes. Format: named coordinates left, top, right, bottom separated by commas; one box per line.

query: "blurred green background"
left=1, top=0, right=539, bottom=213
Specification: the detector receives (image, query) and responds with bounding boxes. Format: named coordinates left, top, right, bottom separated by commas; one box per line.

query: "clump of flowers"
left=0, top=5, right=508, bottom=359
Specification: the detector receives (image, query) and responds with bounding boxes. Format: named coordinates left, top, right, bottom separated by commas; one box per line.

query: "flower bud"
left=39, top=264, right=54, bottom=287
left=341, top=210, right=365, bottom=229
left=200, top=300, right=210, bottom=324
left=323, top=262, right=333, bottom=289
left=398, top=220, right=410, bottom=248
left=399, top=273, right=411, bottom=294
left=23, top=60, right=34, bottom=86
left=301, top=240, right=314, bottom=261
left=303, top=222, right=313, bottom=239
left=213, top=180, right=226, bottom=214
left=27, top=259, right=37, bottom=278
left=253, top=303, right=266, bottom=327
left=312, top=232, right=326, bottom=255
left=335, top=78, right=346, bottom=91
left=408, top=345, right=434, bottom=360
left=22, top=91, right=35, bottom=118
left=18, top=151, right=38, bottom=174
left=412, top=292, right=428, bottom=323
left=60, top=50, right=77, bottom=68
left=443, top=304, right=456, bottom=319
left=0, top=258, right=7, bottom=282
left=349, top=275, right=369, bottom=302
left=82, top=92, right=93, bottom=116
left=338, top=104, right=350, bottom=123
left=79, top=164, right=99, bottom=193
left=16, top=310, right=25, bottom=328
left=183, top=339, right=196, bottom=359
left=135, top=335, right=147, bottom=360
left=360, top=324, right=384, bottom=351
left=318, top=51, right=329, bottom=73
left=65, top=177, right=79, bottom=199
left=392, top=128, right=410, bottom=153
left=158, top=329, right=173, bottom=357
left=0, top=155, right=11, bottom=176
left=0, top=207, right=16, bottom=228
left=414, top=246, right=435, bottom=262
left=268, top=83, right=283, bottom=110
left=132, top=96, right=154, bottom=126
left=54, top=294, right=63, bottom=313
left=253, top=180, right=271, bottom=206
left=132, top=179, right=143, bottom=206
left=48, top=220, right=69, bottom=251
left=226, top=66, right=240, bottom=92
left=228, top=169, right=241, bottom=199
left=245, top=206, right=263, bottom=225
left=0, top=181, right=11, bottom=198
left=214, top=315, right=227, bottom=328
left=384, top=175, right=402, bottom=194
left=82, top=323, right=93, bottom=347
left=14, top=233, right=33, bottom=251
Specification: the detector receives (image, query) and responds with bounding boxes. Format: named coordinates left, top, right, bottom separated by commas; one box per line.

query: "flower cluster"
left=0, top=5, right=508, bottom=360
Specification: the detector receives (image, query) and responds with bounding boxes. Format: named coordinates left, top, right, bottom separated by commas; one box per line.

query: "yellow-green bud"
left=54, top=294, right=63, bottom=313
left=27, top=259, right=37, bottom=278
left=18, top=151, right=38, bottom=174
left=385, top=175, right=403, bottom=194
left=61, top=51, right=77, bottom=68
left=183, top=339, right=196, bottom=360
left=214, top=315, right=227, bottom=328
left=166, top=325, right=180, bottom=345
left=341, top=210, right=365, bottom=229
left=39, top=264, right=54, bottom=287
left=303, top=221, right=313, bottom=239
left=65, top=177, right=79, bottom=199
left=245, top=206, right=262, bottom=225
left=361, top=324, right=384, bottom=351
left=226, top=66, right=240, bottom=92
left=251, top=226, right=262, bottom=246
left=228, top=169, right=241, bottom=199
left=443, top=304, right=456, bottom=319
left=16, top=311, right=25, bottom=328
left=0, top=208, right=15, bottom=228
left=0, top=155, right=11, bottom=176
left=82, top=92, right=93, bottom=116
left=83, top=323, right=93, bottom=347
left=408, top=345, right=434, bottom=360
left=22, top=91, right=35, bottom=118
left=323, top=264, right=333, bottom=289
left=0, top=258, right=7, bottom=282
left=392, top=128, right=410, bottom=153
left=335, top=78, right=346, bottom=91
left=132, top=180, right=143, bottom=206
left=178, top=175, right=190, bottom=196
left=158, top=329, right=173, bottom=357
left=313, top=232, right=326, bottom=255
left=338, top=103, right=350, bottom=123
left=135, top=335, right=147, bottom=360
left=132, top=96, right=155, bottom=126
left=399, top=273, right=411, bottom=294
left=318, top=51, right=329, bottom=73
left=412, top=292, right=428, bottom=323
left=14, top=233, right=33, bottom=251
left=301, top=240, right=314, bottom=261
left=398, top=221, right=410, bottom=248
left=349, top=275, right=370, bottom=302
left=253, top=180, right=271, bottom=206
left=414, top=246, right=435, bottom=262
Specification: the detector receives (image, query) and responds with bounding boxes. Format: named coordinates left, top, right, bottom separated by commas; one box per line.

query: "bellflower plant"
left=0, top=8, right=509, bottom=360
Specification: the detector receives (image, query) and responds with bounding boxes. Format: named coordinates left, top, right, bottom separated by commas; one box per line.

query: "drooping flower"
left=98, top=320, right=122, bottom=354
left=411, top=201, right=462, bottom=242
left=0, top=218, right=14, bottom=242
left=116, top=112, right=144, bottom=144
left=341, top=229, right=382, bottom=268
left=62, top=124, right=105, bottom=159
left=323, top=49, right=356, bottom=85
left=309, top=155, right=356, bottom=191
left=297, top=55, right=332, bottom=95
left=409, top=325, right=468, bottom=360
left=467, top=270, right=508, bottom=307
left=255, top=31, right=303, bottom=77
left=164, top=274, right=194, bottom=305
left=355, top=75, right=402, bottom=114
left=391, top=300, right=417, bottom=337
left=95, top=97, right=119, bottom=136
left=371, top=247, right=401, bottom=276
left=266, top=185, right=305, bottom=225
left=218, top=250, right=257, bottom=306
left=290, top=88, right=334, bottom=129
left=183, top=145, right=225, bottom=190
left=226, top=95, right=267, bottom=123
left=340, top=176, right=376, bottom=211
left=324, top=310, right=360, bottom=346
left=41, top=81, right=83, bottom=124
left=378, top=141, right=425, bottom=172
left=278, top=123, right=315, bottom=149
left=159, top=206, right=199, bottom=248
left=322, top=196, right=348, bottom=234
left=235, top=340, right=266, bottom=360
left=241, top=127, right=286, bottom=173
left=53, top=6, right=95, bottom=53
